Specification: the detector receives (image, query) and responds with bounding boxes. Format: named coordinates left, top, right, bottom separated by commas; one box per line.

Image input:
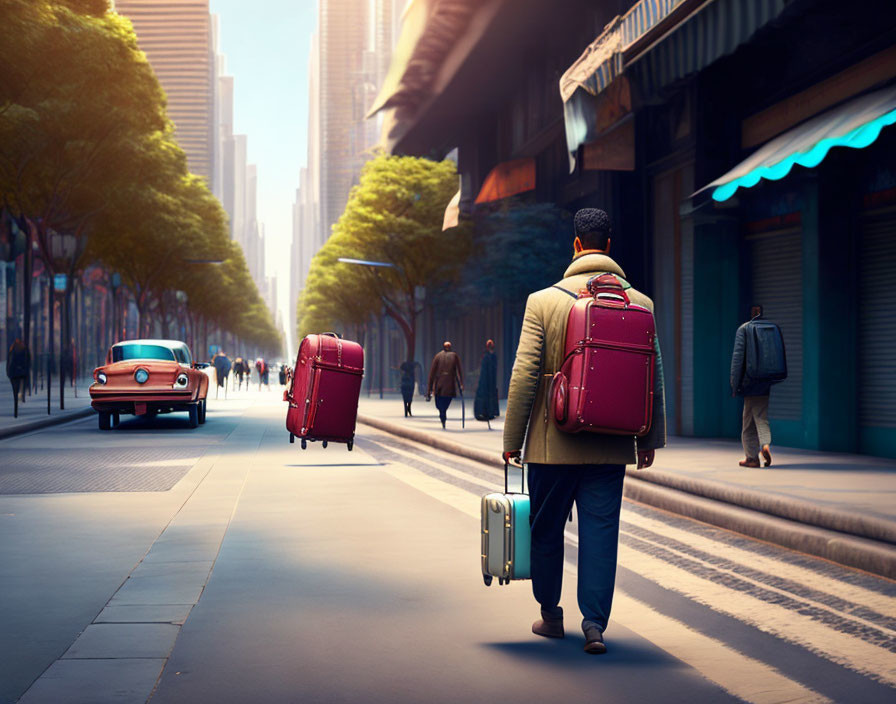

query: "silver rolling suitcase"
left=481, top=461, right=530, bottom=586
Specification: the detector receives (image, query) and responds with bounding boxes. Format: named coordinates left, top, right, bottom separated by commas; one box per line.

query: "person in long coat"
left=474, top=339, right=499, bottom=423
left=6, top=338, right=30, bottom=418
left=213, top=352, right=232, bottom=398
left=399, top=359, right=417, bottom=417
left=426, top=341, right=463, bottom=428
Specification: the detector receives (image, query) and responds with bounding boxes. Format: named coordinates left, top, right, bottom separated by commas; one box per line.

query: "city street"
left=1, top=388, right=893, bottom=704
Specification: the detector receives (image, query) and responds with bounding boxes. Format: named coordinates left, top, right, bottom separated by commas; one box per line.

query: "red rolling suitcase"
left=550, top=274, right=656, bottom=437
left=286, top=333, right=364, bottom=450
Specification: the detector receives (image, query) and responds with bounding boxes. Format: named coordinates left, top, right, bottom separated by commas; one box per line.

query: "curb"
left=0, top=407, right=94, bottom=440
left=623, top=478, right=896, bottom=579
left=357, top=413, right=896, bottom=580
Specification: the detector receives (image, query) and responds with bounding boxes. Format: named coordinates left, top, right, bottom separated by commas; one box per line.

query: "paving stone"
left=18, top=658, right=166, bottom=704
left=62, top=623, right=179, bottom=659
left=94, top=604, right=193, bottom=625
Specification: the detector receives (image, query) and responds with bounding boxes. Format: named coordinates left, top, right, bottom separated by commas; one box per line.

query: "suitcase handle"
left=586, top=273, right=630, bottom=305
left=504, top=460, right=526, bottom=495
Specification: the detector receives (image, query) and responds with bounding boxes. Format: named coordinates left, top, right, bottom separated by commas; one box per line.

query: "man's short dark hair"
left=574, top=208, right=612, bottom=250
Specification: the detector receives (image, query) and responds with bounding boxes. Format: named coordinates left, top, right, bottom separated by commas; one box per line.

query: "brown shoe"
left=583, top=624, right=607, bottom=655
left=532, top=608, right=564, bottom=639
left=761, top=445, right=772, bottom=467
left=739, top=457, right=760, bottom=468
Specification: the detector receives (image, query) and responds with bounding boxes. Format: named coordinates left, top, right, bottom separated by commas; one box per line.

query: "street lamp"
left=338, top=258, right=395, bottom=399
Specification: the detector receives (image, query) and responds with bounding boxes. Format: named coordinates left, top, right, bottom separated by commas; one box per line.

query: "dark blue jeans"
left=527, top=463, right=626, bottom=632
left=434, top=396, right=452, bottom=423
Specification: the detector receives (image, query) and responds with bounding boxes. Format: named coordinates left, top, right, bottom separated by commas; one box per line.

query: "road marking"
left=380, top=458, right=831, bottom=704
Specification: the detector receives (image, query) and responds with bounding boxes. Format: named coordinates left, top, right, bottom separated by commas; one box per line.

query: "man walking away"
left=426, top=341, right=463, bottom=429
left=503, top=208, right=666, bottom=655
left=731, top=305, right=777, bottom=468
left=7, top=338, right=31, bottom=418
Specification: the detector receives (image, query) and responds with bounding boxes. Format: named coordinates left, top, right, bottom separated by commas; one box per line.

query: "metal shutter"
left=749, top=229, right=803, bottom=420
left=858, top=217, right=896, bottom=429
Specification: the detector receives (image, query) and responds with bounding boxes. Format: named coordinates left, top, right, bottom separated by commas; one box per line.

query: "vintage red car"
left=89, top=339, right=210, bottom=430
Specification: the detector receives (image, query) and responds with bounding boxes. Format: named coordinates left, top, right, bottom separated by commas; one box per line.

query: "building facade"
left=113, top=0, right=215, bottom=183
left=371, top=0, right=896, bottom=458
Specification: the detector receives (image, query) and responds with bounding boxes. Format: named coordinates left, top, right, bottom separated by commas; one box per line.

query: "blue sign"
left=208, top=344, right=218, bottom=356
left=53, top=273, right=67, bottom=293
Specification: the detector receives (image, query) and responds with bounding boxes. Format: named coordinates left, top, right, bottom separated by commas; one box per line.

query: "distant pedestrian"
left=278, top=364, right=287, bottom=386
left=730, top=305, right=785, bottom=468
left=426, top=341, right=463, bottom=429
left=474, top=339, right=499, bottom=426
left=213, top=351, right=232, bottom=399
left=398, top=358, right=417, bottom=417
left=256, top=358, right=269, bottom=391
left=62, top=338, right=78, bottom=397
left=7, top=338, right=31, bottom=418
left=233, top=357, right=246, bottom=390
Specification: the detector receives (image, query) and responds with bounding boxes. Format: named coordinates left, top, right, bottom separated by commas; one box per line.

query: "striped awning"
left=559, top=17, right=623, bottom=102
left=700, top=86, right=896, bottom=202
left=626, top=0, right=788, bottom=97
left=621, top=0, right=685, bottom=47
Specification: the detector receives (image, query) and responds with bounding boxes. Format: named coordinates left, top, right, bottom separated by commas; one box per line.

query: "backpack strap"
left=552, top=285, right=578, bottom=299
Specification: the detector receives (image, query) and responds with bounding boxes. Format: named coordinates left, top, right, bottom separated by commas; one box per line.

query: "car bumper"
left=90, top=390, right=196, bottom=414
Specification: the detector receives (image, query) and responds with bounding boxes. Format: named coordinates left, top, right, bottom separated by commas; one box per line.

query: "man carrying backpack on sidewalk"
left=503, top=208, right=666, bottom=655
left=730, top=305, right=787, bottom=468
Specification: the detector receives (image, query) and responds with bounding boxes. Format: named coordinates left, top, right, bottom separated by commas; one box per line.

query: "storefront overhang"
left=561, top=0, right=792, bottom=165
left=442, top=189, right=460, bottom=230
left=698, top=86, right=896, bottom=202
left=474, top=159, right=535, bottom=204
left=367, top=0, right=509, bottom=156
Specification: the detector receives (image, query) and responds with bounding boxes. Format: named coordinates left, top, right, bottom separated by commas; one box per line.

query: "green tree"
left=299, top=153, right=469, bottom=359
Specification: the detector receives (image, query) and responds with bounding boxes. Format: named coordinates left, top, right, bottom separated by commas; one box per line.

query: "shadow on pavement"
left=285, top=462, right=384, bottom=468
left=483, top=635, right=678, bottom=669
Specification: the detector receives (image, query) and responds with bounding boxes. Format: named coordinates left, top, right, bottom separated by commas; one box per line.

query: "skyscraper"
left=113, top=0, right=215, bottom=183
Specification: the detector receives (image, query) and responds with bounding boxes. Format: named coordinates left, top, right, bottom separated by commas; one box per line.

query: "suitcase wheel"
left=301, top=438, right=307, bottom=450
left=483, top=574, right=493, bottom=587
left=322, top=440, right=328, bottom=449
left=347, top=439, right=353, bottom=451
left=289, top=433, right=294, bottom=444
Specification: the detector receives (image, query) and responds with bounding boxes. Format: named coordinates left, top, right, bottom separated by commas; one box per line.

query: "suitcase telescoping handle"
left=504, top=458, right=526, bottom=495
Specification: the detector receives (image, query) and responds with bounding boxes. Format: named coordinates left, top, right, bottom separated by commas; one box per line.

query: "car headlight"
left=175, top=373, right=189, bottom=388
left=135, top=368, right=149, bottom=384
left=96, top=371, right=107, bottom=385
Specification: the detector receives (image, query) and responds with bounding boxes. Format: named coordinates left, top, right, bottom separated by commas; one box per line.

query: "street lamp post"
left=337, top=258, right=401, bottom=400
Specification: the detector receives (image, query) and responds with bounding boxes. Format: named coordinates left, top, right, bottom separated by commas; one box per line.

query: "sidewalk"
left=357, top=394, right=896, bottom=577
left=0, top=378, right=94, bottom=439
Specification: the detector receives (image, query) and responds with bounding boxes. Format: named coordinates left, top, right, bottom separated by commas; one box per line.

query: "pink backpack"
left=549, top=274, right=656, bottom=437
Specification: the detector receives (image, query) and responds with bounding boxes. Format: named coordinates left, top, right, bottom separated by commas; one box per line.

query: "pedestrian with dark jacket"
left=503, top=208, right=666, bottom=655
left=426, top=341, right=463, bottom=429
left=398, top=358, right=417, bottom=417
left=7, top=338, right=31, bottom=418
left=474, top=339, right=499, bottom=424
left=731, top=305, right=773, bottom=468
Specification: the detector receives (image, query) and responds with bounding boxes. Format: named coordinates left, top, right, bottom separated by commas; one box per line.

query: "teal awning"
left=703, top=86, right=896, bottom=202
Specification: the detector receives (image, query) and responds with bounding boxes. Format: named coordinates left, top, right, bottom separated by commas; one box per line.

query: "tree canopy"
left=0, top=0, right=279, bottom=354
left=298, top=154, right=469, bottom=358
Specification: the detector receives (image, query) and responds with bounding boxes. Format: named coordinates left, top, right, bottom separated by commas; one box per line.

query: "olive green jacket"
left=503, top=253, right=666, bottom=465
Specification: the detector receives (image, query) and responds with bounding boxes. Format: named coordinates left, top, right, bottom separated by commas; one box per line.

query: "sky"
left=210, top=0, right=318, bottom=337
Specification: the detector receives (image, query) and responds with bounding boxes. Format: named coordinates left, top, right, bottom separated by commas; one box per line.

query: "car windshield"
left=112, top=344, right=176, bottom=363
left=173, top=347, right=191, bottom=365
